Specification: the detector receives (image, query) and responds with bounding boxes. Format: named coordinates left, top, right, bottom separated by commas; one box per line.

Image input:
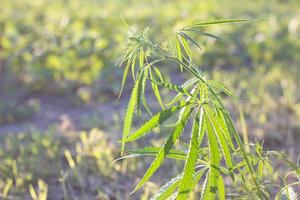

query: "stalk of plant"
left=115, top=19, right=296, bottom=199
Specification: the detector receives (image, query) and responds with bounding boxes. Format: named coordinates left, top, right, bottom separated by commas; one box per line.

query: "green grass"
left=0, top=128, right=129, bottom=199
left=1, top=0, right=299, bottom=136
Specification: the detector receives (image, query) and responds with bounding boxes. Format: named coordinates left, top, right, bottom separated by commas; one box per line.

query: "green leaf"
left=205, top=106, right=233, bottom=171
left=128, top=147, right=187, bottom=160
left=166, top=78, right=198, bottom=106
left=201, top=110, right=221, bottom=200
left=136, top=70, right=145, bottom=115
left=208, top=80, right=238, bottom=100
left=118, top=59, right=131, bottom=98
left=178, top=35, right=192, bottom=61
left=153, top=66, right=164, bottom=82
left=29, top=185, right=38, bottom=200
left=197, top=110, right=206, bottom=147
left=152, top=79, right=192, bottom=98
left=168, top=84, right=199, bottom=128
left=152, top=167, right=208, bottom=200
left=116, top=46, right=134, bottom=67
left=222, top=111, right=254, bottom=173
left=183, top=28, right=223, bottom=41
left=131, top=55, right=137, bottom=81
left=185, top=19, right=255, bottom=28
left=166, top=94, right=184, bottom=108
left=140, top=67, right=152, bottom=115
left=200, top=170, right=210, bottom=200
left=151, top=81, right=165, bottom=109
left=131, top=105, right=193, bottom=193
left=215, top=109, right=235, bottom=150
left=151, top=174, right=182, bottom=200
left=222, top=111, right=268, bottom=198
left=150, top=68, right=165, bottom=109
left=175, top=35, right=183, bottom=71
left=125, top=103, right=189, bottom=142
left=218, top=175, right=225, bottom=200
left=139, top=49, right=145, bottom=69
left=192, top=167, right=209, bottom=188
left=275, top=182, right=300, bottom=200
left=179, top=32, right=202, bottom=50
left=177, top=108, right=201, bottom=199
left=258, top=161, right=263, bottom=178
left=121, top=79, right=140, bottom=155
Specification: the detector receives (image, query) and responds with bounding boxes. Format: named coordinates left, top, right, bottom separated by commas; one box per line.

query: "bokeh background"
left=0, top=0, right=299, bottom=199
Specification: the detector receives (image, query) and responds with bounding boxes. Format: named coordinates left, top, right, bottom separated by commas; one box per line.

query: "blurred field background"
left=0, top=0, right=299, bottom=199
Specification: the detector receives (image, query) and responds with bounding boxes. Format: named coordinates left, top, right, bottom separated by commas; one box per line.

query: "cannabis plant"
left=116, top=19, right=299, bottom=199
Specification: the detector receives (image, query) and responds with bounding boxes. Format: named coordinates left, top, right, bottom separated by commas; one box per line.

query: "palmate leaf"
left=131, top=105, right=193, bottom=193
left=125, top=102, right=190, bottom=143
left=121, top=78, right=140, bottom=155
left=177, top=108, right=201, bottom=199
